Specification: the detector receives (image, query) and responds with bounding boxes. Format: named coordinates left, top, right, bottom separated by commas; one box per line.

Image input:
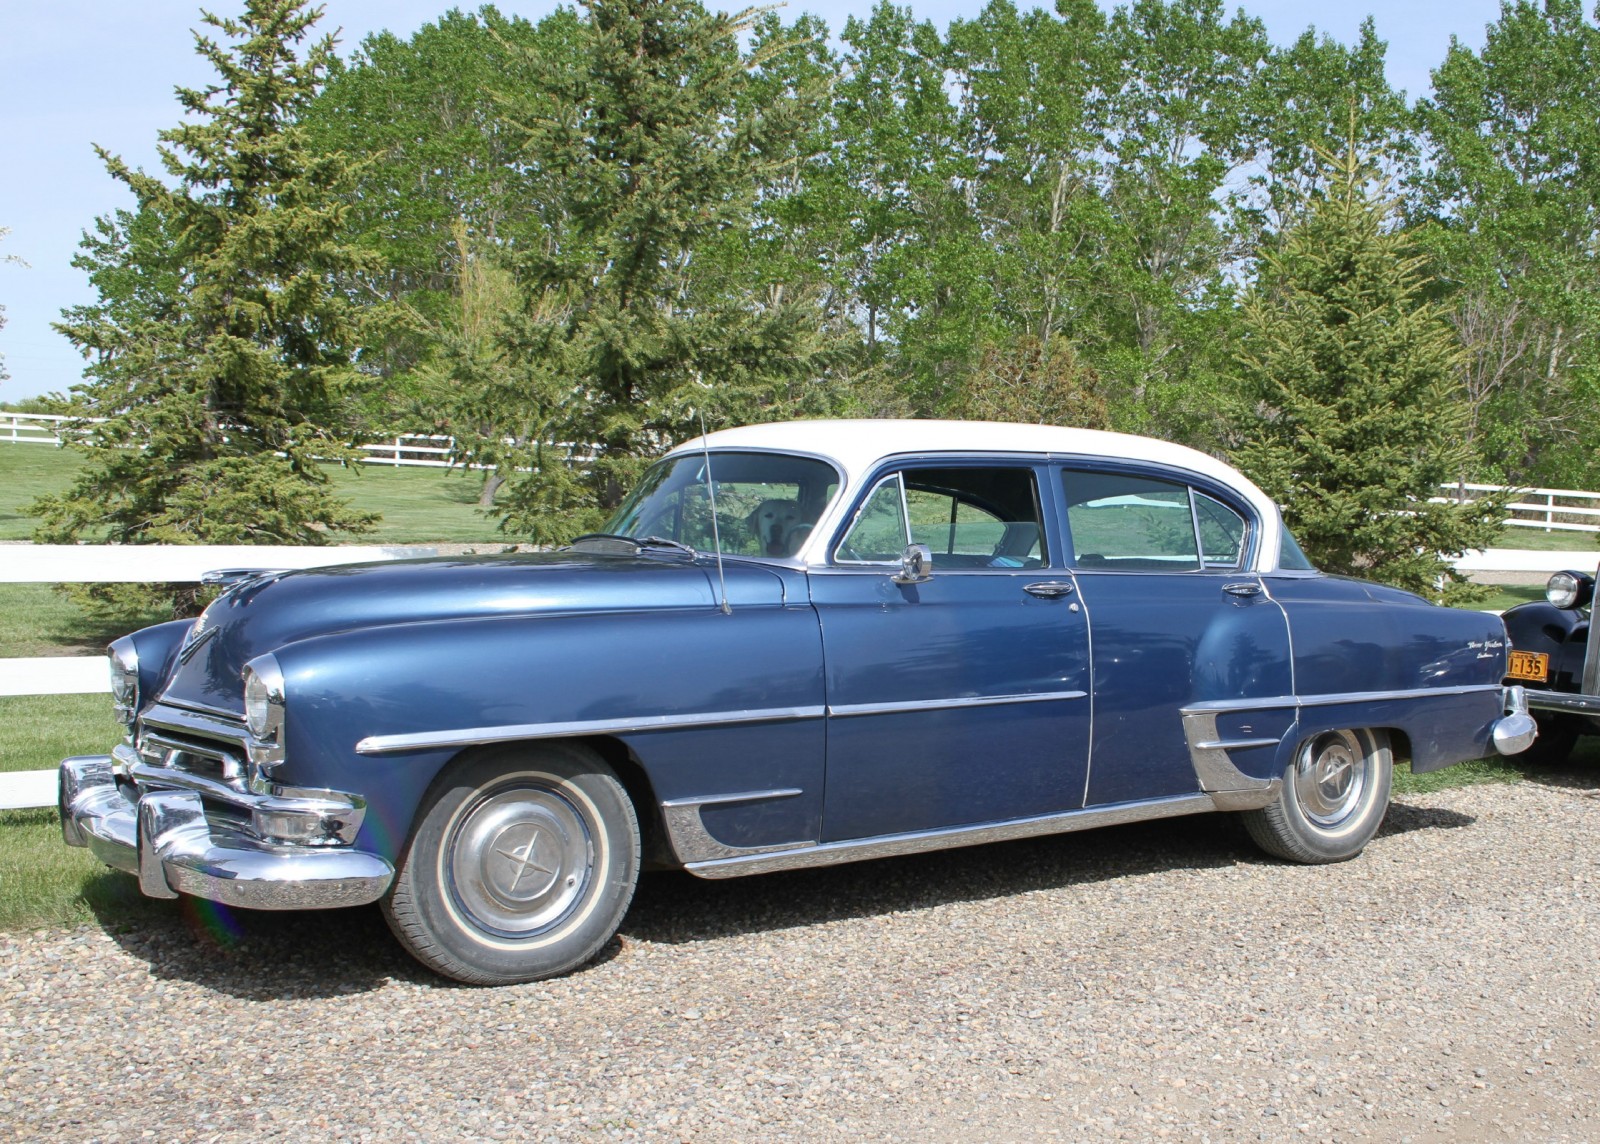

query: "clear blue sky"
left=0, top=0, right=1506, bottom=402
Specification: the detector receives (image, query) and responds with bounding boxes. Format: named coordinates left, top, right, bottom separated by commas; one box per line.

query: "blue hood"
left=158, top=550, right=778, bottom=715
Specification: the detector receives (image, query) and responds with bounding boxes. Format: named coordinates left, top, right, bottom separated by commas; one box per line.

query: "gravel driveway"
left=4, top=778, right=1600, bottom=1142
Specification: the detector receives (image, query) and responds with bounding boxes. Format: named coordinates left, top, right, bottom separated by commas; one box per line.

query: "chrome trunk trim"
left=682, top=794, right=1218, bottom=880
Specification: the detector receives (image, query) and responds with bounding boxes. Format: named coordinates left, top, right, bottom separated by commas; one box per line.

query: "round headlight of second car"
left=1546, top=571, right=1588, bottom=610
left=242, top=654, right=286, bottom=742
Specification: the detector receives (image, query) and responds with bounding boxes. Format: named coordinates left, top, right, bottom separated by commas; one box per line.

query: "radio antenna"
left=697, top=404, right=732, bottom=616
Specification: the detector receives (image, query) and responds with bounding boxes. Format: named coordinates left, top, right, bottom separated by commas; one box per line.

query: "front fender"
left=267, top=604, right=827, bottom=862
left=1501, top=601, right=1587, bottom=692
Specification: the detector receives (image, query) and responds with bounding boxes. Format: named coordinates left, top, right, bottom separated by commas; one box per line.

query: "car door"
left=1059, top=465, right=1295, bottom=806
left=808, top=459, right=1092, bottom=841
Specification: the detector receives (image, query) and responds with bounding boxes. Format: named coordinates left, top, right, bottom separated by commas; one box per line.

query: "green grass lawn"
left=0, top=443, right=513, bottom=545
left=0, top=694, right=124, bottom=775
left=324, top=462, right=513, bottom=544
left=0, top=583, right=172, bottom=658
left=0, top=695, right=134, bottom=931
left=0, top=444, right=83, bottom=540
left=1492, top=525, right=1600, bottom=551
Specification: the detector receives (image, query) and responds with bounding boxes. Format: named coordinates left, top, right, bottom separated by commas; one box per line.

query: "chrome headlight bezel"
left=1546, top=570, right=1592, bottom=610
left=108, top=636, right=139, bottom=726
left=242, top=654, right=287, bottom=744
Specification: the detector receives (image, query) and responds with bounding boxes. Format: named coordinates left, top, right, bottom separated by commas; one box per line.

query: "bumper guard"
left=59, top=751, right=393, bottom=910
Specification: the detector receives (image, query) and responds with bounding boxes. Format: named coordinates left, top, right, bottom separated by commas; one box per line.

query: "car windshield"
left=602, top=451, right=841, bottom=558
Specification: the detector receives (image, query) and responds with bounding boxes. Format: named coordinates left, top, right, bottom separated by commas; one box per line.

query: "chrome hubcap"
left=1293, top=730, right=1368, bottom=829
left=446, top=784, right=593, bottom=939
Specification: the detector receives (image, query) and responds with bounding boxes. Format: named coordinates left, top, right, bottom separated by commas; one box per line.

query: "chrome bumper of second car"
left=59, top=749, right=393, bottom=910
left=1522, top=687, right=1600, bottom=716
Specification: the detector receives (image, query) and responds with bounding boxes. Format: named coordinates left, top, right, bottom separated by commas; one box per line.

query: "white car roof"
left=664, top=419, right=1287, bottom=572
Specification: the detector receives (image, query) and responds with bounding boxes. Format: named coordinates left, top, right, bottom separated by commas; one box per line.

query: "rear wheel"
left=383, top=742, right=640, bottom=985
left=1243, top=728, right=1392, bottom=864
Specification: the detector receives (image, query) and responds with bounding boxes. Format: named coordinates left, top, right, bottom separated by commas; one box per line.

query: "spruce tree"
left=34, top=0, right=375, bottom=615
left=1232, top=141, right=1501, bottom=596
left=480, top=0, right=847, bottom=541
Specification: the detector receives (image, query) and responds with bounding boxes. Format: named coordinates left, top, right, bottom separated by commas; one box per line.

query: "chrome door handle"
left=1223, top=582, right=1263, bottom=598
left=1024, top=581, right=1076, bottom=599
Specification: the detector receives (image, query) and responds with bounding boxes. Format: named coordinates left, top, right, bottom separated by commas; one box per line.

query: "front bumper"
left=59, top=749, right=393, bottom=910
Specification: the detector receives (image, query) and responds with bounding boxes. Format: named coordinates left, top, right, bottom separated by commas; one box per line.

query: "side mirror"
left=891, top=543, right=933, bottom=585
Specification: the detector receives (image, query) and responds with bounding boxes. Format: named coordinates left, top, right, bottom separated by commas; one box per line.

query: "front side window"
left=837, top=466, right=1047, bottom=569
left=1062, top=470, right=1252, bottom=572
left=602, top=452, right=839, bottom=557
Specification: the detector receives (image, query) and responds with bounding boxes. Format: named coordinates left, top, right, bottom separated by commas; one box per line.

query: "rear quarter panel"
left=1266, top=574, right=1509, bottom=773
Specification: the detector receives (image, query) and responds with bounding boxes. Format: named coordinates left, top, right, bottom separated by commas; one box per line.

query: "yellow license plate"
left=1507, top=650, right=1550, bottom=683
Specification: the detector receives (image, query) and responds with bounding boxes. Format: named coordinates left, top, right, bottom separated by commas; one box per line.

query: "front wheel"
left=1242, top=728, right=1392, bottom=864
left=383, top=742, right=640, bottom=985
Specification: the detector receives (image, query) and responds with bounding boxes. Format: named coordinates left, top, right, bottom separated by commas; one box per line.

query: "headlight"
left=1546, top=570, right=1591, bottom=610
left=108, top=636, right=139, bottom=724
left=242, top=654, right=287, bottom=742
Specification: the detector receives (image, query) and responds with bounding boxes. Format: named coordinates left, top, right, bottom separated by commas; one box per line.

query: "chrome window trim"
left=827, top=691, right=1087, bottom=718
left=1192, top=488, right=1252, bottom=572
left=355, top=705, right=829, bottom=755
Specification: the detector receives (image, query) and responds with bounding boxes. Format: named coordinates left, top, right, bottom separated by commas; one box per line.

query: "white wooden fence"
left=1434, top=482, right=1600, bottom=534
left=0, top=543, right=438, bottom=810
left=4, top=411, right=474, bottom=468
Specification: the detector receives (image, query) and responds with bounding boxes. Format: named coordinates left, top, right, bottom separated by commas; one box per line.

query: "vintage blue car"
left=60, top=420, right=1535, bottom=983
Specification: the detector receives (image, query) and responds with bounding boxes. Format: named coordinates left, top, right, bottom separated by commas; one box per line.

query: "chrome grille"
left=136, top=704, right=254, bottom=793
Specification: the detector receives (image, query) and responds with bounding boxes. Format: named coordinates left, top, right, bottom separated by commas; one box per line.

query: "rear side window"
left=1061, top=470, right=1250, bottom=572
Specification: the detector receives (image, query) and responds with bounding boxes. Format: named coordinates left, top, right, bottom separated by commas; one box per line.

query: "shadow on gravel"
left=621, top=813, right=1250, bottom=947
left=1517, top=735, right=1600, bottom=792
left=88, top=884, right=428, bottom=1000
left=78, top=791, right=1494, bottom=987
left=1375, top=801, right=1476, bottom=839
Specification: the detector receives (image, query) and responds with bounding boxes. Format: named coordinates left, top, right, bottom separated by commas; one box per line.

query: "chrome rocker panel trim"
left=676, top=793, right=1220, bottom=880
left=59, top=754, right=393, bottom=910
